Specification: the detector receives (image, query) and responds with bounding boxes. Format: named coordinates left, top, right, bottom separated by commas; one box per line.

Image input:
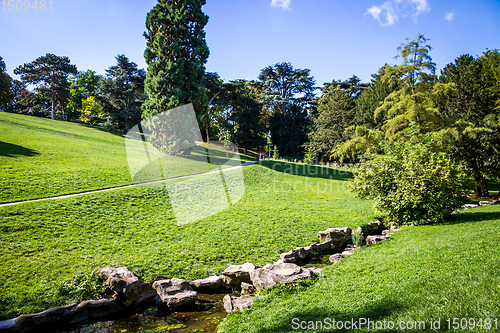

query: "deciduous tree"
left=14, top=53, right=77, bottom=120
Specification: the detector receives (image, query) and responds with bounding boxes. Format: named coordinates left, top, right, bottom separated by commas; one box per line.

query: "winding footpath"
left=0, top=161, right=256, bottom=208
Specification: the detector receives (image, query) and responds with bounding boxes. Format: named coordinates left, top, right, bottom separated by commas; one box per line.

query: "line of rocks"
left=0, top=222, right=397, bottom=333
left=463, top=199, right=499, bottom=209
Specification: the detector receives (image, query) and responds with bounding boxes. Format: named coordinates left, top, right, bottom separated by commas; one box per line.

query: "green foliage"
left=351, top=231, right=365, bottom=247
left=305, top=86, right=355, bottom=160
left=354, top=67, right=393, bottom=129
left=78, top=96, right=103, bottom=124
left=349, top=128, right=468, bottom=225
left=220, top=205, right=500, bottom=332
left=56, top=269, right=108, bottom=302
left=0, top=56, right=13, bottom=112
left=226, top=80, right=267, bottom=152
left=258, top=62, right=315, bottom=156
left=96, top=55, right=146, bottom=132
left=438, top=52, right=500, bottom=196
left=332, top=126, right=383, bottom=162
left=272, top=145, right=279, bottom=160
left=14, top=53, right=77, bottom=120
left=142, top=0, right=210, bottom=153
left=66, top=70, right=101, bottom=120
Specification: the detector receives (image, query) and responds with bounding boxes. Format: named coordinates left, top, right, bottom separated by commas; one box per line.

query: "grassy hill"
left=1, top=113, right=499, bottom=333
left=0, top=113, right=375, bottom=320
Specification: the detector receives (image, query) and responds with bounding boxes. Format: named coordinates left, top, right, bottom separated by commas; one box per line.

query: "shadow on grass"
left=258, top=160, right=353, bottom=181
left=0, top=141, right=39, bottom=157
left=449, top=210, right=500, bottom=225
left=249, top=298, right=406, bottom=333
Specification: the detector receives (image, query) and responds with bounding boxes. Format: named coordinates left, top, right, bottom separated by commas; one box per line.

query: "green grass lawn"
left=0, top=123, right=375, bottom=319
left=220, top=204, right=500, bottom=333
left=2, top=113, right=499, bottom=333
left=0, top=112, right=253, bottom=204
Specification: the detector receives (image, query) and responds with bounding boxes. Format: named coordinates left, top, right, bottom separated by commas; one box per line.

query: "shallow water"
left=63, top=293, right=228, bottom=333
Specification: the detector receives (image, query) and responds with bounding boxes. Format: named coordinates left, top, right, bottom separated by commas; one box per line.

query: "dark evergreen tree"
left=439, top=53, right=500, bottom=196
left=142, top=0, right=210, bottom=153
left=258, top=62, right=316, bottom=156
left=0, top=56, right=13, bottom=112
left=96, top=55, right=146, bottom=132
left=14, top=53, right=77, bottom=120
left=304, top=85, right=355, bottom=161
left=228, top=80, right=266, bottom=154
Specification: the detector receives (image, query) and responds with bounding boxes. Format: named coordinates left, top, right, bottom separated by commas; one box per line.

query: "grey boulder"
left=152, top=278, right=197, bottom=308
left=317, top=227, right=352, bottom=246
left=223, top=294, right=256, bottom=313
left=249, top=263, right=312, bottom=289
left=366, top=235, right=390, bottom=245
left=221, top=263, right=258, bottom=286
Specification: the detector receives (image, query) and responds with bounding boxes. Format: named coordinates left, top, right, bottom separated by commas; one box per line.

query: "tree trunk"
left=63, top=106, right=68, bottom=121
left=51, top=89, right=56, bottom=120
left=473, top=176, right=483, bottom=197
left=244, top=147, right=247, bottom=155
left=206, top=120, right=210, bottom=144
left=481, top=176, right=490, bottom=197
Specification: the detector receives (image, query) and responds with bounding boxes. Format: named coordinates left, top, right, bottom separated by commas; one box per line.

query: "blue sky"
left=1, top=0, right=499, bottom=88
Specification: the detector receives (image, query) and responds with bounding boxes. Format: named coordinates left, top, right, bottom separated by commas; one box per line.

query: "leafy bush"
left=351, top=231, right=365, bottom=247
left=349, top=130, right=469, bottom=225
left=57, top=269, right=109, bottom=302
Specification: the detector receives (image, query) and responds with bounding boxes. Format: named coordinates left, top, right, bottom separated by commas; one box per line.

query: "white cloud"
left=271, top=0, right=291, bottom=10
left=444, top=12, right=455, bottom=22
left=366, top=0, right=430, bottom=26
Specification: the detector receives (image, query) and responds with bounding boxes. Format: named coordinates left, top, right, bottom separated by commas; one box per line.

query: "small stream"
left=61, top=253, right=337, bottom=333
left=62, top=293, right=228, bottom=333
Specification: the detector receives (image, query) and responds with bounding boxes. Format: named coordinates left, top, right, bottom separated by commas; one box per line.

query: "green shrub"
left=349, top=130, right=469, bottom=226
left=351, top=231, right=365, bottom=247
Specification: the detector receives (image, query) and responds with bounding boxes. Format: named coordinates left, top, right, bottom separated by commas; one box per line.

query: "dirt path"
left=0, top=162, right=256, bottom=208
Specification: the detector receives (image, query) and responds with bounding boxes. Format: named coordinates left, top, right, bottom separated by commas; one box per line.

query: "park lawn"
left=219, top=204, right=500, bottom=333
left=0, top=162, right=376, bottom=320
left=0, top=112, right=253, bottom=204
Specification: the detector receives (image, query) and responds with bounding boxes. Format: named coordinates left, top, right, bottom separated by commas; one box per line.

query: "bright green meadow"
left=0, top=113, right=374, bottom=320
left=1, top=112, right=499, bottom=333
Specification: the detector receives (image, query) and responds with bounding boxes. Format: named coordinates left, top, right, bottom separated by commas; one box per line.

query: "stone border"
left=463, top=199, right=499, bottom=209
left=0, top=223, right=399, bottom=332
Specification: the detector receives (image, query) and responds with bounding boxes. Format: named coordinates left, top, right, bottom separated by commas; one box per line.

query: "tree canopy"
left=14, top=53, right=77, bottom=120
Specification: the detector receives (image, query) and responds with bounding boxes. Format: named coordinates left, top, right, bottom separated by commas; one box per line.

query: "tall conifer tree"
left=142, top=0, right=210, bottom=153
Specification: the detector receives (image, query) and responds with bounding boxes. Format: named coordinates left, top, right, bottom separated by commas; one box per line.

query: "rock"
left=189, top=276, right=223, bottom=291
left=249, top=263, right=312, bottom=289
left=223, top=294, right=256, bottom=313
left=280, top=246, right=311, bottom=263
left=241, top=282, right=256, bottom=295
left=365, top=221, right=386, bottom=235
left=317, top=227, right=352, bottom=247
left=221, top=263, right=258, bottom=286
left=329, top=253, right=345, bottom=264
left=366, top=235, right=390, bottom=245
left=479, top=200, right=495, bottom=206
left=382, top=230, right=392, bottom=236
left=341, top=249, right=355, bottom=256
left=152, top=278, right=197, bottom=309
left=307, top=267, right=322, bottom=275
left=356, top=226, right=363, bottom=235
left=463, top=204, right=479, bottom=209
left=309, top=241, right=335, bottom=254
left=97, top=266, right=155, bottom=307
left=98, top=266, right=140, bottom=299
left=12, top=298, right=124, bottom=333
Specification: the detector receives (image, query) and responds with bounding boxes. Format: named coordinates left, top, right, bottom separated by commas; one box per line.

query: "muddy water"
left=63, top=293, right=228, bottom=333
